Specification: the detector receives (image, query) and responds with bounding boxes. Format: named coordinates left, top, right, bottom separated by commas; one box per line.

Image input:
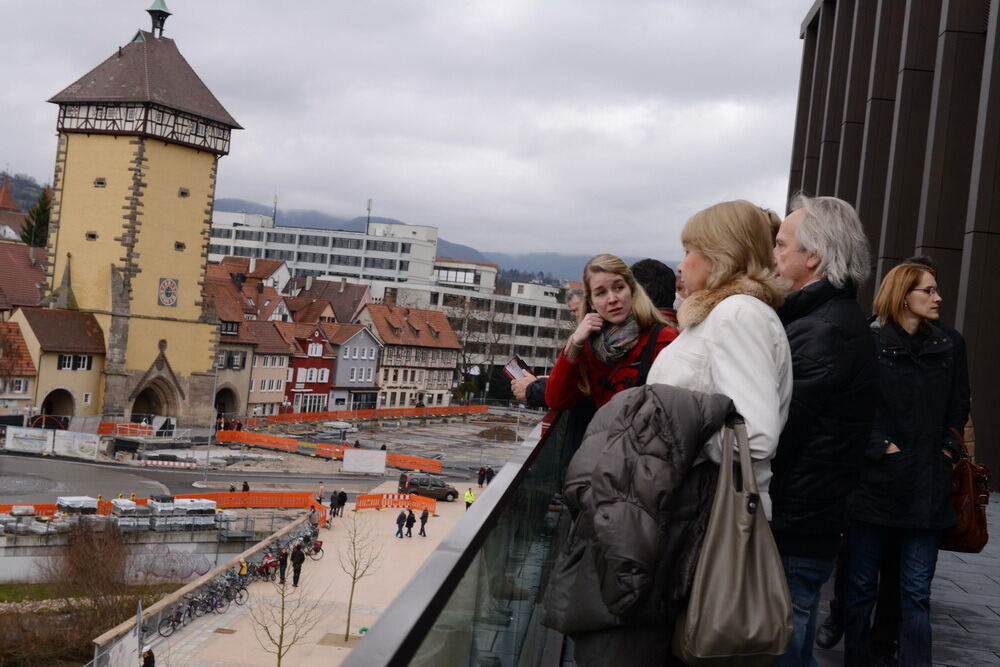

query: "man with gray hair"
left=770, top=194, right=879, bottom=666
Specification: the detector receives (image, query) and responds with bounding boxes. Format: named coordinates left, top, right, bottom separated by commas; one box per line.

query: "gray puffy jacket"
left=543, top=384, right=733, bottom=635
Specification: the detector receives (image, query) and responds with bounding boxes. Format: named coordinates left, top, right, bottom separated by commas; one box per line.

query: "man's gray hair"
left=789, top=193, right=871, bottom=288
left=566, top=287, right=585, bottom=301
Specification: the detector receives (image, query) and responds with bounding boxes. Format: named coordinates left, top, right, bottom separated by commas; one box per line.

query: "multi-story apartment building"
left=320, top=323, right=383, bottom=410
left=208, top=215, right=572, bottom=377
left=358, top=303, right=461, bottom=408
left=245, top=321, right=294, bottom=416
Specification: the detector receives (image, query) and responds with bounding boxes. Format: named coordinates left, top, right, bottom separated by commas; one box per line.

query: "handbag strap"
left=722, top=415, right=760, bottom=514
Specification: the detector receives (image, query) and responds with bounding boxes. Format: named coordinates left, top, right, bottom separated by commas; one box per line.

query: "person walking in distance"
left=485, top=466, right=495, bottom=485
left=395, top=511, right=406, bottom=538
left=337, top=489, right=348, bottom=517
left=477, top=467, right=486, bottom=488
left=405, top=509, right=417, bottom=538
left=241, top=480, right=250, bottom=493
left=290, top=543, right=305, bottom=587
left=771, top=195, right=878, bottom=666
left=465, top=488, right=476, bottom=510
left=419, top=508, right=429, bottom=537
left=278, top=547, right=289, bottom=585
left=328, top=492, right=337, bottom=522
left=237, top=557, right=249, bottom=587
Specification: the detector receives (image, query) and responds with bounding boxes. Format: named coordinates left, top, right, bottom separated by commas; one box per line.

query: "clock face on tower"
left=158, top=278, right=179, bottom=307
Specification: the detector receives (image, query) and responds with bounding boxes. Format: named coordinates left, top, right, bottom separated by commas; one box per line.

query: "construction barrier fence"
left=354, top=493, right=437, bottom=513
left=216, top=430, right=443, bottom=473
left=0, top=491, right=328, bottom=525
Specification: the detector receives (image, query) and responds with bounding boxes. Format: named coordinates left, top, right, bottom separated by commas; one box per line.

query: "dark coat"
left=290, top=548, right=305, bottom=567
left=405, top=511, right=416, bottom=528
left=541, top=384, right=733, bottom=667
left=770, top=279, right=878, bottom=557
left=396, top=512, right=406, bottom=527
left=848, top=321, right=964, bottom=530
left=420, top=509, right=429, bottom=524
left=338, top=491, right=348, bottom=506
left=525, top=376, right=549, bottom=409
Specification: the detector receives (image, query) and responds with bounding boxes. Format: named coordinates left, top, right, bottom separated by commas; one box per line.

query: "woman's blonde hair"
left=681, top=200, right=787, bottom=308
left=569, top=253, right=667, bottom=395
left=873, top=263, right=935, bottom=326
left=579, top=253, right=667, bottom=329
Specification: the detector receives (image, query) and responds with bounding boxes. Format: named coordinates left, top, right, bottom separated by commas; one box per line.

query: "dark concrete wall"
left=788, top=0, right=1000, bottom=479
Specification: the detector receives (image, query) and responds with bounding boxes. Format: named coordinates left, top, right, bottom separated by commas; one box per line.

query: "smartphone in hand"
left=503, top=355, right=533, bottom=380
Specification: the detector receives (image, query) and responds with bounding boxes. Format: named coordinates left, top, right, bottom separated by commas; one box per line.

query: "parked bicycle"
left=157, top=600, right=194, bottom=637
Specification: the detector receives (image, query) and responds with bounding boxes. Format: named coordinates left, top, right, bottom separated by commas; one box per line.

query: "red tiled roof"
left=0, top=322, right=37, bottom=376
left=288, top=279, right=371, bottom=324
left=0, top=210, right=27, bottom=236
left=0, top=176, right=20, bottom=212
left=20, top=308, right=105, bottom=354
left=362, top=303, right=461, bottom=350
left=49, top=32, right=241, bottom=128
left=219, top=257, right=285, bottom=281
left=272, top=322, right=336, bottom=356
left=319, top=322, right=376, bottom=347
left=241, top=283, right=284, bottom=321
left=205, top=264, right=253, bottom=322
left=0, top=243, right=46, bottom=309
left=292, top=300, right=335, bottom=324
left=245, top=321, right=296, bottom=355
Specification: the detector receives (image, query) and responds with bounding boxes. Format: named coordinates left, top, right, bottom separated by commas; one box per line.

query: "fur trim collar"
left=677, top=275, right=784, bottom=329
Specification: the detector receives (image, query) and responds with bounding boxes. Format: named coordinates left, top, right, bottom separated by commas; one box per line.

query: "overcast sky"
left=4, top=0, right=808, bottom=260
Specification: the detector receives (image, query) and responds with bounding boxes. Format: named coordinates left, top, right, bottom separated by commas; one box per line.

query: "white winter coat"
left=647, top=277, right=792, bottom=519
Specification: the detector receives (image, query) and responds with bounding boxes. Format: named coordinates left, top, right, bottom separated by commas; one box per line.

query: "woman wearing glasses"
left=844, top=263, right=964, bottom=666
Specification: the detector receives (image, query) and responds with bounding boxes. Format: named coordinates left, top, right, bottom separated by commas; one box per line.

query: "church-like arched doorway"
left=215, top=387, right=239, bottom=418
left=41, top=389, right=75, bottom=417
left=129, top=378, right=178, bottom=421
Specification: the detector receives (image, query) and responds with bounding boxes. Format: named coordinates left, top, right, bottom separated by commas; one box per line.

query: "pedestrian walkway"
left=148, top=478, right=476, bottom=666
left=816, top=493, right=1000, bottom=666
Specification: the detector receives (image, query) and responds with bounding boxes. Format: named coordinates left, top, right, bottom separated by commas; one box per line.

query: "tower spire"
left=146, top=0, right=172, bottom=38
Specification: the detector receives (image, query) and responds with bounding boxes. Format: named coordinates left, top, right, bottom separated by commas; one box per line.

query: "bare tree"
left=338, top=510, right=383, bottom=641
left=247, top=578, right=325, bottom=667
left=443, top=294, right=511, bottom=399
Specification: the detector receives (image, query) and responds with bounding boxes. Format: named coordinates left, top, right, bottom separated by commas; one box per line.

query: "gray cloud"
left=5, top=0, right=808, bottom=261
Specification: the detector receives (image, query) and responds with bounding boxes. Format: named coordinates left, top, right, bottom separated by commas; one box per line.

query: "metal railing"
left=342, top=406, right=587, bottom=667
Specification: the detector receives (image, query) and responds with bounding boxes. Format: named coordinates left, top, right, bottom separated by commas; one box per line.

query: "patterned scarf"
left=591, top=314, right=641, bottom=366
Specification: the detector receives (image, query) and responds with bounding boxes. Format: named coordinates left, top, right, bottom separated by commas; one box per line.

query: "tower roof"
left=0, top=175, right=20, bottom=212
left=48, top=31, right=241, bottom=128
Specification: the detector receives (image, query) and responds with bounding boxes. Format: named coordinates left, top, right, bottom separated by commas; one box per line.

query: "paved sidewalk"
left=816, top=493, right=1000, bottom=666
left=148, top=478, right=480, bottom=666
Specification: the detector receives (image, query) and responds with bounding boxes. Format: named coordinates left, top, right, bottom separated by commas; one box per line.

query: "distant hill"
left=1, top=172, right=46, bottom=212
left=483, top=252, right=648, bottom=282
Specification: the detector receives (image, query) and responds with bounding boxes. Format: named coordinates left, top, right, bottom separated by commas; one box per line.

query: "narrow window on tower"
left=174, top=242, right=186, bottom=251
left=177, top=187, right=190, bottom=198
left=85, top=232, right=98, bottom=242
left=93, top=177, right=107, bottom=188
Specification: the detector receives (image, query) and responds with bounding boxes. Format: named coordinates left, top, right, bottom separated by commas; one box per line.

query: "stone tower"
left=45, top=3, right=241, bottom=425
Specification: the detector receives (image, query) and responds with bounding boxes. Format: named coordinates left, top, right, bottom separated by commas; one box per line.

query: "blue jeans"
left=843, top=520, right=940, bottom=666
left=395, top=524, right=404, bottom=538
left=777, top=554, right=836, bottom=667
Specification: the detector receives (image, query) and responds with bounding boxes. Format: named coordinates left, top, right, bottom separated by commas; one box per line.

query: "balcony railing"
left=343, top=404, right=593, bottom=667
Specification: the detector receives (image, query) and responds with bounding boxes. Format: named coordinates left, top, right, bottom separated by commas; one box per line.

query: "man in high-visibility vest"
left=464, top=488, right=475, bottom=511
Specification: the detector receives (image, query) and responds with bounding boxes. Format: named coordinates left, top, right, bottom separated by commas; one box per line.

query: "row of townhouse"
left=0, top=241, right=461, bottom=422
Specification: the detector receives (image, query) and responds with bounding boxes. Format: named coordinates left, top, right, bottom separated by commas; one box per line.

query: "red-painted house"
left=273, top=322, right=336, bottom=413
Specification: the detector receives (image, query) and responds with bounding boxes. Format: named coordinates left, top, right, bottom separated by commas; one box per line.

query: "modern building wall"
left=789, top=0, right=999, bottom=475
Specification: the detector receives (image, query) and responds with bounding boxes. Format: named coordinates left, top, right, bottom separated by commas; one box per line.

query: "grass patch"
left=0, top=582, right=179, bottom=604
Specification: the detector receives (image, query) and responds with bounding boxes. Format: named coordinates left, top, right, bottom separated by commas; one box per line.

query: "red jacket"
left=545, top=325, right=678, bottom=411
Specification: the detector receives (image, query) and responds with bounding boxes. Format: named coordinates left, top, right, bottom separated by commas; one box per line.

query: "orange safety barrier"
left=218, top=430, right=443, bottom=472
left=385, top=453, right=442, bottom=473
left=253, top=404, right=488, bottom=426
left=97, top=422, right=155, bottom=436
left=353, top=493, right=437, bottom=513
left=0, top=492, right=327, bottom=525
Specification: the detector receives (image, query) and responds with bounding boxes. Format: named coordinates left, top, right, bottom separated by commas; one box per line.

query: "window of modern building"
left=297, top=251, right=328, bottom=264
left=265, top=249, right=296, bottom=260
left=267, top=232, right=296, bottom=244
left=211, top=228, right=233, bottom=239
left=539, top=307, right=557, bottom=319
left=366, top=240, right=399, bottom=253
left=332, top=237, right=363, bottom=250
left=234, top=230, right=263, bottom=242
left=299, top=235, right=329, bottom=247
left=364, top=257, right=397, bottom=270
left=495, top=301, right=514, bottom=314
left=517, top=304, right=537, bottom=317
left=516, top=324, right=535, bottom=337
left=209, top=244, right=231, bottom=255
left=232, top=246, right=261, bottom=258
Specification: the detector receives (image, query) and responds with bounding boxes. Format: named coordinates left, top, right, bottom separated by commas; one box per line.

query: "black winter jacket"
left=541, top=384, right=733, bottom=667
left=848, top=321, right=963, bottom=530
left=771, top=279, right=878, bottom=557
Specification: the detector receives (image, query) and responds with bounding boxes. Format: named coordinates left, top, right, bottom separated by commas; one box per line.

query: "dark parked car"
left=398, top=472, right=459, bottom=502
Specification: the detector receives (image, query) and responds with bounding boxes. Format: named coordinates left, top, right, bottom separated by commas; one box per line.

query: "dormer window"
left=221, top=321, right=239, bottom=335
left=308, top=343, right=323, bottom=357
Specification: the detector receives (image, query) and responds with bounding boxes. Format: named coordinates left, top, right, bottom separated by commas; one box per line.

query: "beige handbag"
left=672, top=416, right=793, bottom=666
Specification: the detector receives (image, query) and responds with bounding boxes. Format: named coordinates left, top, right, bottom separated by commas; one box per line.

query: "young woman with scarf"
left=545, top=254, right=677, bottom=412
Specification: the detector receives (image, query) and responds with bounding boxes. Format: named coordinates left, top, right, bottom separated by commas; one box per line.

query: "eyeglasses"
left=910, top=287, right=939, bottom=296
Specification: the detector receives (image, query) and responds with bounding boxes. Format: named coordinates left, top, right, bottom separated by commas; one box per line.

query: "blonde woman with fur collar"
left=646, top=200, right=793, bottom=520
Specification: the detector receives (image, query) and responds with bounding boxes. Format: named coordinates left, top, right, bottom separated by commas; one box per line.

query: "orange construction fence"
left=216, top=431, right=442, bottom=473
left=245, top=404, right=488, bottom=428
left=353, top=493, right=437, bottom=513
left=0, top=491, right=327, bottom=525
